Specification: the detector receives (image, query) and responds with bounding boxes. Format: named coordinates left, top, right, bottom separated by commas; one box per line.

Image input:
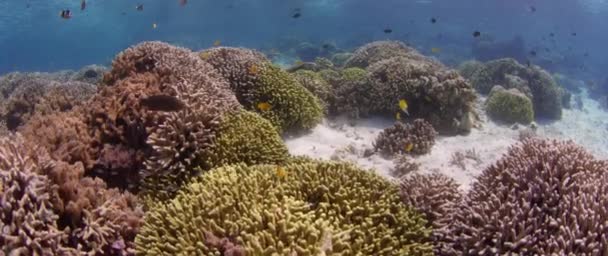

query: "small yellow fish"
left=213, top=40, right=221, bottom=47
left=294, top=60, right=304, bottom=66
left=257, top=102, right=271, bottom=111
left=200, top=52, right=211, bottom=60
left=405, top=143, right=414, bottom=152
left=431, top=47, right=441, bottom=53
left=396, top=112, right=401, bottom=120
left=398, top=99, right=409, bottom=115
left=152, top=23, right=157, bottom=29
left=248, top=64, right=259, bottom=75
left=276, top=166, right=287, bottom=178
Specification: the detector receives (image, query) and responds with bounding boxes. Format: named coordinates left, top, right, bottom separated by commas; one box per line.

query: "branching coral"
left=136, top=162, right=433, bottom=255
left=391, top=154, right=420, bottom=178
left=367, top=56, right=476, bottom=134
left=0, top=135, right=66, bottom=255
left=1, top=79, right=95, bottom=130
left=200, top=47, right=324, bottom=133
left=437, top=138, right=608, bottom=255
left=85, top=41, right=239, bottom=190
left=330, top=67, right=375, bottom=118
left=292, top=70, right=333, bottom=111
left=374, top=119, right=437, bottom=156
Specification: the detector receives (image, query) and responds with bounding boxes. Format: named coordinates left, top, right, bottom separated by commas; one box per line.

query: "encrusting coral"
left=374, top=119, right=437, bottom=156
left=200, top=47, right=324, bottom=133
left=485, top=85, right=534, bottom=124
left=135, top=161, right=433, bottom=255
left=437, top=138, right=608, bottom=255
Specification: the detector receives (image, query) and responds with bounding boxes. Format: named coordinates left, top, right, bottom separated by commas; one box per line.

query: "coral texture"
left=200, top=47, right=324, bottom=133
left=467, top=58, right=564, bottom=119
left=367, top=56, right=476, bottom=134
left=85, top=41, right=238, bottom=190
left=330, top=67, right=375, bottom=118
left=374, top=119, right=437, bottom=156
left=136, top=162, right=433, bottom=255
left=344, top=40, right=432, bottom=69
left=292, top=70, right=333, bottom=111
left=437, top=138, right=608, bottom=255
left=485, top=85, right=534, bottom=124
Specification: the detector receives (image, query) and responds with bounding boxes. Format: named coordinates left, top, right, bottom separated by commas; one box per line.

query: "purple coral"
left=373, top=119, right=437, bottom=156
left=437, top=138, right=608, bottom=255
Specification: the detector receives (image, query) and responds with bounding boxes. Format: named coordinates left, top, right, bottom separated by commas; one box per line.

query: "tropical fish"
left=152, top=23, right=157, bottom=29
left=431, top=47, right=441, bottom=53
left=140, top=95, right=185, bottom=111
left=276, top=166, right=287, bottom=178
left=213, top=40, right=221, bottom=47
left=136, top=4, right=144, bottom=11
left=405, top=143, right=414, bottom=152
left=396, top=112, right=401, bottom=120
left=81, top=0, right=86, bottom=11
left=257, top=102, right=271, bottom=111
left=384, top=28, right=393, bottom=34
left=430, top=17, right=437, bottom=23
left=292, top=8, right=302, bottom=18
left=398, top=99, right=409, bottom=115
left=472, top=31, right=481, bottom=37
left=200, top=52, right=211, bottom=60
left=248, top=64, right=259, bottom=75
left=294, top=60, right=304, bottom=66
left=60, top=9, right=72, bottom=19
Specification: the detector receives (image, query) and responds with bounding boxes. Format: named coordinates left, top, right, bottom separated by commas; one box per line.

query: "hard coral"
left=200, top=47, right=323, bottom=133
left=344, top=40, right=432, bottom=69
left=367, top=56, right=476, bottom=134
left=374, top=119, right=437, bottom=157
left=485, top=85, right=534, bottom=124
left=330, top=67, right=375, bottom=118
left=136, top=162, right=433, bottom=255
left=86, top=41, right=239, bottom=190
left=1, top=79, right=95, bottom=130
left=292, top=69, right=333, bottom=111
left=0, top=135, right=65, bottom=255
left=438, top=138, right=608, bottom=255
left=468, top=58, right=564, bottom=120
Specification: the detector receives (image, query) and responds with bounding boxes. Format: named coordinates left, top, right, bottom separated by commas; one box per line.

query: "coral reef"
left=292, top=70, right=333, bottom=111
left=437, top=138, right=608, bottom=255
left=330, top=67, right=375, bottom=118
left=485, top=85, right=534, bottom=124
left=344, top=40, right=433, bottom=69
left=374, top=119, right=437, bottom=156
left=136, top=161, right=433, bottom=255
left=366, top=56, right=476, bottom=134
left=391, top=154, right=420, bottom=178
left=85, top=41, right=239, bottom=190
left=200, top=47, right=324, bottom=133
left=1, top=79, right=96, bottom=130
left=466, top=58, right=564, bottom=120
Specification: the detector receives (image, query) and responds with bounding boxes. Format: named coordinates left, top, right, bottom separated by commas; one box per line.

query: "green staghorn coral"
left=254, top=64, right=324, bottom=133
left=135, top=162, right=433, bottom=255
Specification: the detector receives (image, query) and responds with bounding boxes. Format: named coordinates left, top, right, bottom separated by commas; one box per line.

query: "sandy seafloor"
left=285, top=89, right=608, bottom=191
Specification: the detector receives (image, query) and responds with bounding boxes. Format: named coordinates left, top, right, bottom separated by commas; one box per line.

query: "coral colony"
left=1, top=40, right=607, bottom=255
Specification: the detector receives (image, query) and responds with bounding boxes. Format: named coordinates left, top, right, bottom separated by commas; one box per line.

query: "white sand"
left=285, top=91, right=608, bottom=191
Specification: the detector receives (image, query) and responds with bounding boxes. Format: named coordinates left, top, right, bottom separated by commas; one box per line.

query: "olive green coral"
left=485, top=86, right=534, bottom=124
left=135, top=162, right=433, bottom=255
left=202, top=109, right=289, bottom=169
left=292, top=70, right=333, bottom=111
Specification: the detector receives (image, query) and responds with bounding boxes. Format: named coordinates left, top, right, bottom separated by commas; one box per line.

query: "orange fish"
left=248, top=64, right=259, bottom=75
left=276, top=166, right=287, bottom=178
left=405, top=143, right=414, bottom=152
left=257, top=102, right=271, bottom=111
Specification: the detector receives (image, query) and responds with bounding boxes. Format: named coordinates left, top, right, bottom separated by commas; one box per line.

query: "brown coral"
left=374, top=119, right=437, bottom=156
left=85, top=41, right=239, bottom=190
left=437, top=138, right=608, bottom=255
left=344, top=40, right=436, bottom=69
left=367, top=56, right=477, bottom=134
left=1, top=79, right=95, bottom=130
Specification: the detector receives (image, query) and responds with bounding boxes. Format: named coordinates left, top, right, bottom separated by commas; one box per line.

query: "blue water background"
left=1, top=0, right=607, bottom=82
